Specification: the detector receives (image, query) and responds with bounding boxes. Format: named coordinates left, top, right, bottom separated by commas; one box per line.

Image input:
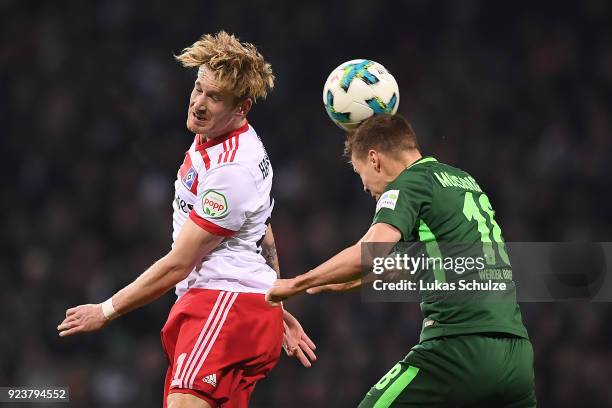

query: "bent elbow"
left=161, top=256, right=194, bottom=282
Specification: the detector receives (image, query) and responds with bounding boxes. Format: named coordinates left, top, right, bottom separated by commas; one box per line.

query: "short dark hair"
left=344, top=114, right=420, bottom=160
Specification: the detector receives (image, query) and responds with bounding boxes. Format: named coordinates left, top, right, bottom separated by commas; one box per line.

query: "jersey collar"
left=407, top=156, right=437, bottom=170
left=195, top=121, right=249, bottom=151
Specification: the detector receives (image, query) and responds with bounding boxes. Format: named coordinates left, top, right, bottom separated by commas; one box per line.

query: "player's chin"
left=186, top=119, right=210, bottom=135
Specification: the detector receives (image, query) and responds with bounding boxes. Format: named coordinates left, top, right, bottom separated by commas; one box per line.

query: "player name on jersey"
left=433, top=171, right=482, bottom=192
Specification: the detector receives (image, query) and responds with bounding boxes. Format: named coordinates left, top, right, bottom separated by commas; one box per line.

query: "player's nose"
left=192, top=94, right=207, bottom=109
left=192, top=101, right=206, bottom=114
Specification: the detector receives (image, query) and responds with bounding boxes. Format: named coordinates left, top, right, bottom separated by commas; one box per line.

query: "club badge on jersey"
left=182, top=167, right=198, bottom=191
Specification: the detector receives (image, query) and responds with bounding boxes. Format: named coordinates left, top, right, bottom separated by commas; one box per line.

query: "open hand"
left=57, top=304, right=108, bottom=337
left=282, top=309, right=316, bottom=367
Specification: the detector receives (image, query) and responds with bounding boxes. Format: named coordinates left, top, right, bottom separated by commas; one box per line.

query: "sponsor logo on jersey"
left=182, top=166, right=197, bottom=190
left=376, top=189, right=399, bottom=213
left=202, top=373, right=217, bottom=388
left=175, top=194, right=194, bottom=214
left=202, top=190, right=228, bottom=218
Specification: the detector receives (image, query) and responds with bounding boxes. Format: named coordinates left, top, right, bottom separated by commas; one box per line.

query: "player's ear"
left=235, top=98, right=253, bottom=117
left=368, top=150, right=381, bottom=172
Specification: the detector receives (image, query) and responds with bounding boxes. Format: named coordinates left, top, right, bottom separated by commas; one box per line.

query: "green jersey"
left=372, top=157, right=528, bottom=342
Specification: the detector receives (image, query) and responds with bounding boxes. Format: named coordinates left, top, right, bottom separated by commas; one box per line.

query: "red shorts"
left=161, top=289, right=283, bottom=408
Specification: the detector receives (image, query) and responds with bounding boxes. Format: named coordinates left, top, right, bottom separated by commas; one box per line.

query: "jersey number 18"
left=462, top=192, right=511, bottom=266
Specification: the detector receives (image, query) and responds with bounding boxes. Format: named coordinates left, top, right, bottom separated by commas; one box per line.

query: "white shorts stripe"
left=177, top=291, right=227, bottom=388
left=181, top=291, right=234, bottom=388
left=188, top=292, right=239, bottom=388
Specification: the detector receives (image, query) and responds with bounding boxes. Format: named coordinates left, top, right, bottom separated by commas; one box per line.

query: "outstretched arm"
left=57, top=218, right=224, bottom=337
left=266, top=222, right=401, bottom=304
left=306, top=278, right=364, bottom=294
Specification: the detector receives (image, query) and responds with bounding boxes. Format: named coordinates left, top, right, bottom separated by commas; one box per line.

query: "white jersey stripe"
left=189, top=143, right=205, bottom=170
left=178, top=291, right=228, bottom=388
left=188, top=292, right=239, bottom=388
left=224, top=136, right=233, bottom=163
left=229, top=135, right=240, bottom=162
left=181, top=291, right=234, bottom=388
left=217, top=140, right=228, bottom=164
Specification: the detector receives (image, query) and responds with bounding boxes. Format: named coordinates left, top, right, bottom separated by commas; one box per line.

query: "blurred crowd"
left=1, top=0, right=611, bottom=406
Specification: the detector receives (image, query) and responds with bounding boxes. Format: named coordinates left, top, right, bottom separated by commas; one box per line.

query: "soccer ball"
left=323, top=59, right=399, bottom=131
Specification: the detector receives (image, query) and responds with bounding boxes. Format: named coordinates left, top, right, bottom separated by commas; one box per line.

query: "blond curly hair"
left=176, top=31, right=275, bottom=102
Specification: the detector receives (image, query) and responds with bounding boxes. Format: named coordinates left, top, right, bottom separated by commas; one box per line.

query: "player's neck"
left=202, top=118, right=247, bottom=142
left=387, top=151, right=422, bottom=178
left=404, top=150, right=422, bottom=166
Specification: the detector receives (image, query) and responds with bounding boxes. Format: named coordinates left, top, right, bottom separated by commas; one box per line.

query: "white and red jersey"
left=171, top=122, right=275, bottom=297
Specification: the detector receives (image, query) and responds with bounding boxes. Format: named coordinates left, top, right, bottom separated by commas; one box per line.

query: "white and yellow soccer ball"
left=323, top=59, right=399, bottom=131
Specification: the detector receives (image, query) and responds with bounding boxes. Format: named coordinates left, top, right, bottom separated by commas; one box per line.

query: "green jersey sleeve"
left=372, top=169, right=432, bottom=240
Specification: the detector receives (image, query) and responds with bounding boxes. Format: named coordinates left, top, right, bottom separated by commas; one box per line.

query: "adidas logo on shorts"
left=203, top=373, right=217, bottom=388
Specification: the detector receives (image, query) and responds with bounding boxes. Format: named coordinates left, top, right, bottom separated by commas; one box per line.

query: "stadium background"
left=2, top=0, right=611, bottom=407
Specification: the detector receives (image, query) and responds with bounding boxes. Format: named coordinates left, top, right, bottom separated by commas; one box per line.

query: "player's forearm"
left=262, top=243, right=281, bottom=278
left=104, top=219, right=224, bottom=319
left=110, top=255, right=190, bottom=316
left=293, top=243, right=362, bottom=291
left=261, top=225, right=281, bottom=278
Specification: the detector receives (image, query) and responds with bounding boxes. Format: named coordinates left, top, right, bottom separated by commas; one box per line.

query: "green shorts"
left=358, top=334, right=536, bottom=408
